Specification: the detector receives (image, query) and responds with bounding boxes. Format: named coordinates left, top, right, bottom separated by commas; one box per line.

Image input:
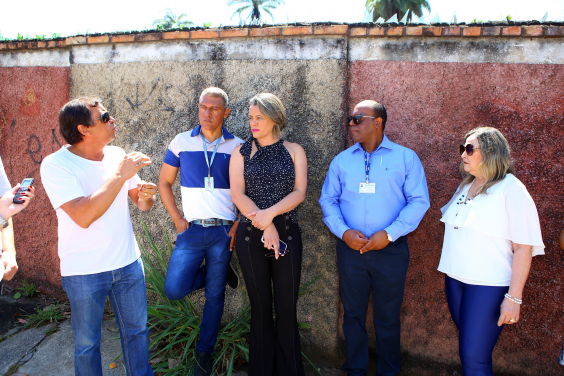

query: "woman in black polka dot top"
left=230, top=93, right=308, bottom=376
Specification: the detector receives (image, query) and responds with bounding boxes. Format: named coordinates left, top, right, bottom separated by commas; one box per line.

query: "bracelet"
left=504, top=293, right=522, bottom=304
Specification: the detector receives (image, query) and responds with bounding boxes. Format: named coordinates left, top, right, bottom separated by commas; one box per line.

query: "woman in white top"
left=438, top=127, right=544, bottom=376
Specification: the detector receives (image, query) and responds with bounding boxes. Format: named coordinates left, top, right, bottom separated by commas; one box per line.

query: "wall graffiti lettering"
left=51, top=129, right=62, bottom=152
left=27, top=135, right=42, bottom=164
left=126, top=79, right=160, bottom=110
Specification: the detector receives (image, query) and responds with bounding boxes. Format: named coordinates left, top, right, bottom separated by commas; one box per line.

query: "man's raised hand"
left=118, top=152, right=151, bottom=180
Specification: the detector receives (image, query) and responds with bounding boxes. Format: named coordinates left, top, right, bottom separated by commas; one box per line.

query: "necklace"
left=454, top=180, right=485, bottom=227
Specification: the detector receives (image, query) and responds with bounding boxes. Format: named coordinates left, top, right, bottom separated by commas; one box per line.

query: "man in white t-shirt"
left=41, top=97, right=157, bottom=376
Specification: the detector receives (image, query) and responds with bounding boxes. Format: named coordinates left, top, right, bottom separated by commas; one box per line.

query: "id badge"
left=359, top=182, right=375, bottom=194
left=204, top=177, right=214, bottom=191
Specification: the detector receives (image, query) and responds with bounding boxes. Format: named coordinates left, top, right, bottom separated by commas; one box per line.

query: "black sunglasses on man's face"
left=94, top=112, right=111, bottom=123
left=347, top=114, right=377, bottom=125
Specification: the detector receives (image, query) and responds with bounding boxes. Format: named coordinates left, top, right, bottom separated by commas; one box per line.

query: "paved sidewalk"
left=0, top=318, right=127, bottom=376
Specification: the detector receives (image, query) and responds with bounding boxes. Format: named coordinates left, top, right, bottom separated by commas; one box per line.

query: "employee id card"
left=205, top=177, right=214, bottom=191
left=359, top=182, right=375, bottom=194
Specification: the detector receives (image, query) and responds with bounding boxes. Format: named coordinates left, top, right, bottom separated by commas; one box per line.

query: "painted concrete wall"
left=349, top=59, right=564, bottom=375
left=1, top=25, right=563, bottom=373
left=0, top=67, right=69, bottom=293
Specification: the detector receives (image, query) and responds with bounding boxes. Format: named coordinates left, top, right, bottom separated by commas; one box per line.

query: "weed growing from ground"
left=18, top=279, right=38, bottom=298
left=24, top=303, right=65, bottom=328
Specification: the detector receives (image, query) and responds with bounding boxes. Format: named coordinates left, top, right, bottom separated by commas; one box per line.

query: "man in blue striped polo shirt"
left=158, top=87, right=243, bottom=376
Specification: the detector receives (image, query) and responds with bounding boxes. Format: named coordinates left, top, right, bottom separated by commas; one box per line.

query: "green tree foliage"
left=365, top=0, right=430, bottom=23
left=152, top=8, right=194, bottom=30
left=228, top=0, right=285, bottom=25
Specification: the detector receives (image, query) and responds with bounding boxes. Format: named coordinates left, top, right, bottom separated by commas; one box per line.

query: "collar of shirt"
left=191, top=124, right=235, bottom=145
left=351, top=134, right=394, bottom=155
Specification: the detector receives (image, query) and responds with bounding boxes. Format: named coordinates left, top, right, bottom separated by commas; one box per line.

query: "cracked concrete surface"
left=0, top=320, right=127, bottom=376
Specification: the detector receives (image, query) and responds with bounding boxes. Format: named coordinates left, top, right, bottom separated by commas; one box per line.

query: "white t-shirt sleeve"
left=505, top=179, right=545, bottom=256
left=128, top=174, right=142, bottom=191
left=40, top=158, right=85, bottom=210
left=0, top=156, right=12, bottom=197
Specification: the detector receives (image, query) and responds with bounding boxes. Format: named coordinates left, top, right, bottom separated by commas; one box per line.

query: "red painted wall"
left=0, top=67, right=69, bottom=295
left=349, top=60, right=564, bottom=374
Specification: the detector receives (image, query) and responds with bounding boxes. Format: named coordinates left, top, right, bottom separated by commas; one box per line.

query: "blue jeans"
left=62, top=257, right=154, bottom=376
left=164, top=224, right=232, bottom=354
left=445, top=275, right=508, bottom=376
left=337, top=237, right=410, bottom=376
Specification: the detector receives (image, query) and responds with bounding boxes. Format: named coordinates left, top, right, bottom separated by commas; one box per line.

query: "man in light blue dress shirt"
left=319, top=100, right=430, bottom=376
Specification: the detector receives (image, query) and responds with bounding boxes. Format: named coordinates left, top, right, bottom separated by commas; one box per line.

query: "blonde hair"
left=458, top=127, right=515, bottom=195
left=249, top=93, right=286, bottom=137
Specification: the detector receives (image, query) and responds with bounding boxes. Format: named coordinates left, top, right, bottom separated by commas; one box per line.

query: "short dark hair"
left=369, top=102, right=387, bottom=131
left=58, top=97, right=101, bottom=145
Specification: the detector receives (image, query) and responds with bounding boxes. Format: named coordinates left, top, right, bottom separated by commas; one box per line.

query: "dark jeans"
left=337, top=236, right=410, bottom=376
left=236, top=215, right=305, bottom=376
left=163, top=224, right=232, bottom=354
left=445, top=275, right=508, bottom=376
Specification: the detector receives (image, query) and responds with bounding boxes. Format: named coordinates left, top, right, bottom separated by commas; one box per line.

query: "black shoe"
left=194, top=351, right=212, bottom=376
left=226, top=262, right=240, bottom=289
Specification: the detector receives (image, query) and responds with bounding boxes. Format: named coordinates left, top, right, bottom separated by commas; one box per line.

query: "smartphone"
left=13, top=178, right=34, bottom=204
left=261, top=236, right=289, bottom=257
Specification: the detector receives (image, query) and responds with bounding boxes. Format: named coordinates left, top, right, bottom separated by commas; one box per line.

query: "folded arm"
left=229, top=145, right=261, bottom=219
left=319, top=158, right=350, bottom=239
left=60, top=152, right=150, bottom=228
left=383, top=153, right=430, bottom=241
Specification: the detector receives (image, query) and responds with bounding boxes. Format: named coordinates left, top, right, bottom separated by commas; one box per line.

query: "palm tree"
left=228, top=0, right=285, bottom=25
left=152, top=8, right=194, bottom=30
left=365, top=0, right=430, bottom=23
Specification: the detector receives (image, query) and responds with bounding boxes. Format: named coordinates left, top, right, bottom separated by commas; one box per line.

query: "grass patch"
left=18, top=279, right=38, bottom=298
left=139, top=219, right=323, bottom=375
left=24, top=303, right=65, bottom=328
left=45, top=326, right=59, bottom=336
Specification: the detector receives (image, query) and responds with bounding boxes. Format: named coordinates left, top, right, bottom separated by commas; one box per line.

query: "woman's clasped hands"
left=247, top=209, right=282, bottom=259
left=246, top=209, right=274, bottom=230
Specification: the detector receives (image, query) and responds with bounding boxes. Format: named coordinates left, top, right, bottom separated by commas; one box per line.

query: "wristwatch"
left=386, top=232, right=393, bottom=242
left=0, top=216, right=9, bottom=229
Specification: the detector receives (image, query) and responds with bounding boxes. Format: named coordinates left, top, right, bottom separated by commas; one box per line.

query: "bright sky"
left=0, top=0, right=563, bottom=39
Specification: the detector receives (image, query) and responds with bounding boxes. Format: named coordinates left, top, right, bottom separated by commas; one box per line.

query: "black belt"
left=189, top=218, right=234, bottom=227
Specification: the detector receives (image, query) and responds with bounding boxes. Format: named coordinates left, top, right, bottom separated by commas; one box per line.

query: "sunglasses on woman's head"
left=460, top=144, right=480, bottom=156
left=94, top=112, right=111, bottom=123
left=347, top=114, right=377, bottom=125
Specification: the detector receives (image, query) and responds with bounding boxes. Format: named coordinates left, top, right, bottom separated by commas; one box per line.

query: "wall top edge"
left=1, top=24, right=563, bottom=52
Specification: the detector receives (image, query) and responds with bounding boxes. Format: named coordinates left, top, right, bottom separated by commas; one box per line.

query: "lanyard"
left=364, top=151, right=371, bottom=183
left=202, top=135, right=221, bottom=178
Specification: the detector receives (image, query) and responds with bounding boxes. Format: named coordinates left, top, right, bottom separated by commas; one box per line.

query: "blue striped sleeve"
left=163, top=149, right=180, bottom=167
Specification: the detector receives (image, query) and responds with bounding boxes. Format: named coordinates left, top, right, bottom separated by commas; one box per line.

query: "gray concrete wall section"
left=0, top=48, right=69, bottom=67
left=350, top=37, right=564, bottom=64
left=68, top=36, right=346, bottom=359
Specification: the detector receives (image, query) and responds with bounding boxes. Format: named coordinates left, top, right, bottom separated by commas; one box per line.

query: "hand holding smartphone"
left=13, top=178, right=34, bottom=204
left=261, top=236, right=289, bottom=257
